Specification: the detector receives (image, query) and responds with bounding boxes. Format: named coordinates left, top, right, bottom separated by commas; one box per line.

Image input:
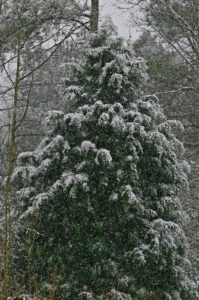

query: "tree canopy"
left=9, top=32, right=198, bottom=299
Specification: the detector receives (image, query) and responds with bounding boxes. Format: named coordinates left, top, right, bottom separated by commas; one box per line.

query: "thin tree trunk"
left=90, top=0, right=99, bottom=32
left=2, top=40, right=21, bottom=300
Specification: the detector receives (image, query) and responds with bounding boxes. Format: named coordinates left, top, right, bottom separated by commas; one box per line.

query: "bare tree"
left=117, top=0, right=199, bottom=76
left=0, top=1, right=90, bottom=297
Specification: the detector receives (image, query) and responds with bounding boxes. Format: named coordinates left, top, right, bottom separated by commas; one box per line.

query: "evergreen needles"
left=9, top=32, right=198, bottom=299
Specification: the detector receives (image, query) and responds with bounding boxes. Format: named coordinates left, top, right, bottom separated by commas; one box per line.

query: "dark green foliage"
left=10, top=32, right=197, bottom=299
left=66, top=31, right=144, bottom=110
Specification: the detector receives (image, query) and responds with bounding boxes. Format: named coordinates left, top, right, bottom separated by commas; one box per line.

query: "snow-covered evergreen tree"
left=10, top=32, right=197, bottom=299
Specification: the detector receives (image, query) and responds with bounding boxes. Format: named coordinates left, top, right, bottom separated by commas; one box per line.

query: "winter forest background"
left=0, top=0, right=199, bottom=299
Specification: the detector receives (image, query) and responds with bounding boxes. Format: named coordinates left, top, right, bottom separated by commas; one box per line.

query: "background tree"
left=0, top=1, right=90, bottom=297
left=10, top=31, right=198, bottom=299
left=118, top=0, right=199, bottom=74
left=0, top=0, right=90, bottom=176
left=90, top=0, right=99, bottom=32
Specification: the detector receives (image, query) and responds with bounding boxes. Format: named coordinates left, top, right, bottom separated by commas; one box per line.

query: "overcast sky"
left=87, top=0, right=141, bottom=40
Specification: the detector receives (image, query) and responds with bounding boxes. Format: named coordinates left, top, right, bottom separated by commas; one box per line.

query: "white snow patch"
left=95, top=149, right=112, bottom=166
left=81, top=141, right=96, bottom=153
left=111, top=115, right=126, bottom=132
left=64, top=112, right=84, bottom=129
left=98, top=112, right=110, bottom=126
